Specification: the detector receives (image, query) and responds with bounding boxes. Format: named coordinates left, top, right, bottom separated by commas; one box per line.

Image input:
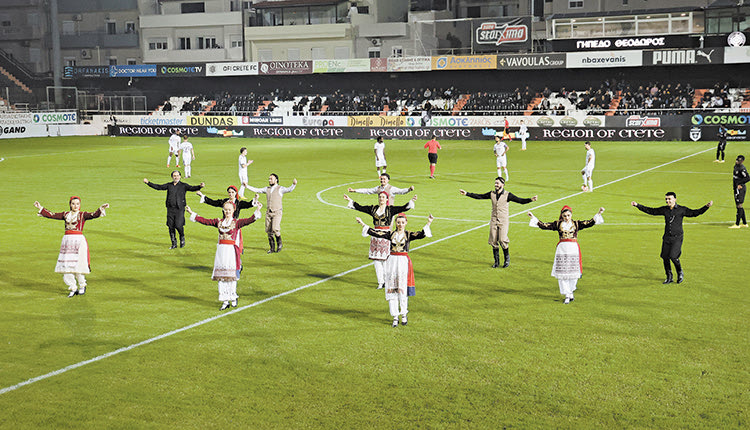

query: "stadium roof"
left=548, top=7, right=704, bottom=20
left=252, top=0, right=346, bottom=8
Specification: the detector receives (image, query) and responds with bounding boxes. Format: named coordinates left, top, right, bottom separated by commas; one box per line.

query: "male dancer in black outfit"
left=631, top=192, right=712, bottom=284
left=144, top=171, right=205, bottom=249
left=460, top=177, right=537, bottom=268
left=730, top=154, right=749, bottom=228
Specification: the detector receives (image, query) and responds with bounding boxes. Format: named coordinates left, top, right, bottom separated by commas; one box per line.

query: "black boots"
left=491, top=248, right=510, bottom=268
left=676, top=271, right=684, bottom=284
left=179, top=236, right=185, bottom=248
left=663, top=271, right=673, bottom=284
left=267, top=235, right=276, bottom=254
left=169, top=231, right=178, bottom=249
left=276, top=235, right=283, bottom=252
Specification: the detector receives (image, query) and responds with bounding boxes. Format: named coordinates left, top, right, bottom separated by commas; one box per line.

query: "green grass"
left=0, top=135, right=747, bottom=429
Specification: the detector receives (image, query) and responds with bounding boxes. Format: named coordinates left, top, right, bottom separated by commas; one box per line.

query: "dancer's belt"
left=375, top=226, right=389, bottom=230
left=391, top=252, right=409, bottom=256
left=64, top=230, right=83, bottom=235
left=219, top=239, right=235, bottom=245
left=558, top=238, right=577, bottom=244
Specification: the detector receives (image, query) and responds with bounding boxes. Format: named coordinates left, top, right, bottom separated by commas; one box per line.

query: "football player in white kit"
left=494, top=134, right=510, bottom=181
left=237, top=147, right=254, bottom=199
left=167, top=130, right=181, bottom=168
left=374, top=136, right=386, bottom=176
left=180, top=135, right=195, bottom=178
left=518, top=120, right=529, bottom=150
left=581, top=141, right=595, bottom=192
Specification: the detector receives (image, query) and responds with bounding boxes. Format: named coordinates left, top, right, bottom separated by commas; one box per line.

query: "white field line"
left=0, top=146, right=141, bottom=160
left=0, top=146, right=714, bottom=396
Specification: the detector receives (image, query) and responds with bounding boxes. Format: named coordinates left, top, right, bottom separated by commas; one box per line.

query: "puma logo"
left=697, top=50, right=714, bottom=62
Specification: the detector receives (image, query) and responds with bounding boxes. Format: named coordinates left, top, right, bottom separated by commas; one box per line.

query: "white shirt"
left=519, top=124, right=528, bottom=136
left=180, top=140, right=193, bottom=157
left=494, top=142, right=508, bottom=158
left=168, top=134, right=180, bottom=149
left=585, top=148, right=595, bottom=168
left=239, top=154, right=248, bottom=174
left=374, top=141, right=385, bottom=161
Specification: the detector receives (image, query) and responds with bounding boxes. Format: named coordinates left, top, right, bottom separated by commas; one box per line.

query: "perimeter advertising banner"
left=431, top=55, right=496, bottom=70
left=110, top=65, right=157, bottom=77
left=566, top=50, right=642, bottom=68
left=156, top=64, right=206, bottom=77
left=0, top=111, right=77, bottom=125
left=724, top=46, right=750, bottom=64
left=387, top=57, right=431, bottom=72
left=259, top=61, right=312, bottom=75
left=109, top=124, right=681, bottom=141
left=643, top=48, right=724, bottom=66
left=497, top=53, right=566, bottom=70
left=313, top=59, right=370, bottom=73
left=63, top=65, right=111, bottom=79
left=206, top=62, right=259, bottom=76
left=472, top=17, right=532, bottom=52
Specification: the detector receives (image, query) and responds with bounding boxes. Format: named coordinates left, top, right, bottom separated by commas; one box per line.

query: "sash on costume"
left=392, top=251, right=416, bottom=296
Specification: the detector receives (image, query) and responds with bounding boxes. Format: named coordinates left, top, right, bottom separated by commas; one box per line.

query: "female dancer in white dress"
left=356, top=213, right=433, bottom=327
left=186, top=201, right=262, bottom=310
left=528, top=205, right=604, bottom=304
left=34, top=197, right=109, bottom=297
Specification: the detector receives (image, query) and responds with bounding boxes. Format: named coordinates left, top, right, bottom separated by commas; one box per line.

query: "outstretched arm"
left=631, top=201, right=662, bottom=216
left=685, top=201, right=712, bottom=217
left=144, top=179, right=168, bottom=190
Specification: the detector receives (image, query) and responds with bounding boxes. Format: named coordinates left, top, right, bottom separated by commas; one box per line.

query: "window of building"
left=230, top=35, right=242, bottom=48
left=127, top=58, right=137, bottom=65
left=310, top=6, right=335, bottom=24
left=1, top=20, right=10, bottom=27
left=64, top=57, right=76, bottom=67
left=125, top=22, right=135, bottom=34
left=287, top=48, right=300, bottom=60
left=179, top=37, right=191, bottom=50
left=569, top=0, right=584, bottom=8
left=107, top=21, right=116, bottom=35
left=311, top=47, right=326, bottom=60
left=622, top=0, right=628, bottom=5
left=148, top=39, right=168, bottom=50
left=198, top=37, right=218, bottom=49
left=284, top=6, right=307, bottom=25
left=467, top=6, right=480, bottom=18
left=261, top=8, right=282, bottom=26
left=258, top=48, right=273, bottom=61
left=334, top=46, right=349, bottom=59
left=181, top=2, right=205, bottom=13
left=368, top=48, right=380, bottom=58
left=109, top=57, right=117, bottom=65
left=391, top=46, right=403, bottom=57
left=62, top=20, right=75, bottom=35
left=358, top=6, right=369, bottom=14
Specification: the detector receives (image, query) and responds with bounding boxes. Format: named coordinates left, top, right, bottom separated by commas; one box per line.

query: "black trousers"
left=166, top=207, right=185, bottom=237
left=660, top=236, right=683, bottom=261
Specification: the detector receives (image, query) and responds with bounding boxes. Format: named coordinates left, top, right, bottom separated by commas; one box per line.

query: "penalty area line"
left=0, top=145, right=714, bottom=397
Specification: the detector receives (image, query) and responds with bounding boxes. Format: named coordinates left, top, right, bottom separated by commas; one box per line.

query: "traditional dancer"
left=424, top=134, right=441, bottom=179
left=237, top=147, right=253, bottom=199
left=581, top=141, right=595, bottom=192
left=348, top=173, right=414, bottom=206
left=344, top=192, right=417, bottom=289
left=374, top=136, right=387, bottom=177
left=245, top=173, right=296, bottom=253
left=731, top=155, right=749, bottom=228
left=356, top=213, right=434, bottom=327
left=493, top=134, right=510, bottom=181
left=179, top=134, right=195, bottom=178
left=528, top=205, right=605, bottom=304
left=460, top=177, right=537, bottom=268
left=186, top=201, right=262, bottom=310
left=144, top=171, right=205, bottom=249
left=34, top=197, right=109, bottom=297
left=167, top=130, right=181, bottom=168
left=631, top=192, right=712, bottom=284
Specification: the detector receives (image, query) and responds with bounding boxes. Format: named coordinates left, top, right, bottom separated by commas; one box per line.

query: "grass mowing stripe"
left=0, top=145, right=714, bottom=397
left=0, top=146, right=142, bottom=159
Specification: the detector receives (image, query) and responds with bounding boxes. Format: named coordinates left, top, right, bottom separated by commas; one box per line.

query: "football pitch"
left=0, top=135, right=747, bottom=428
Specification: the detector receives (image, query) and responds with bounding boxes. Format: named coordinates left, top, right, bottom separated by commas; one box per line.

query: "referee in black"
left=731, top=154, right=749, bottom=228
left=144, top=171, right=204, bottom=249
left=631, top=192, right=712, bottom=284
